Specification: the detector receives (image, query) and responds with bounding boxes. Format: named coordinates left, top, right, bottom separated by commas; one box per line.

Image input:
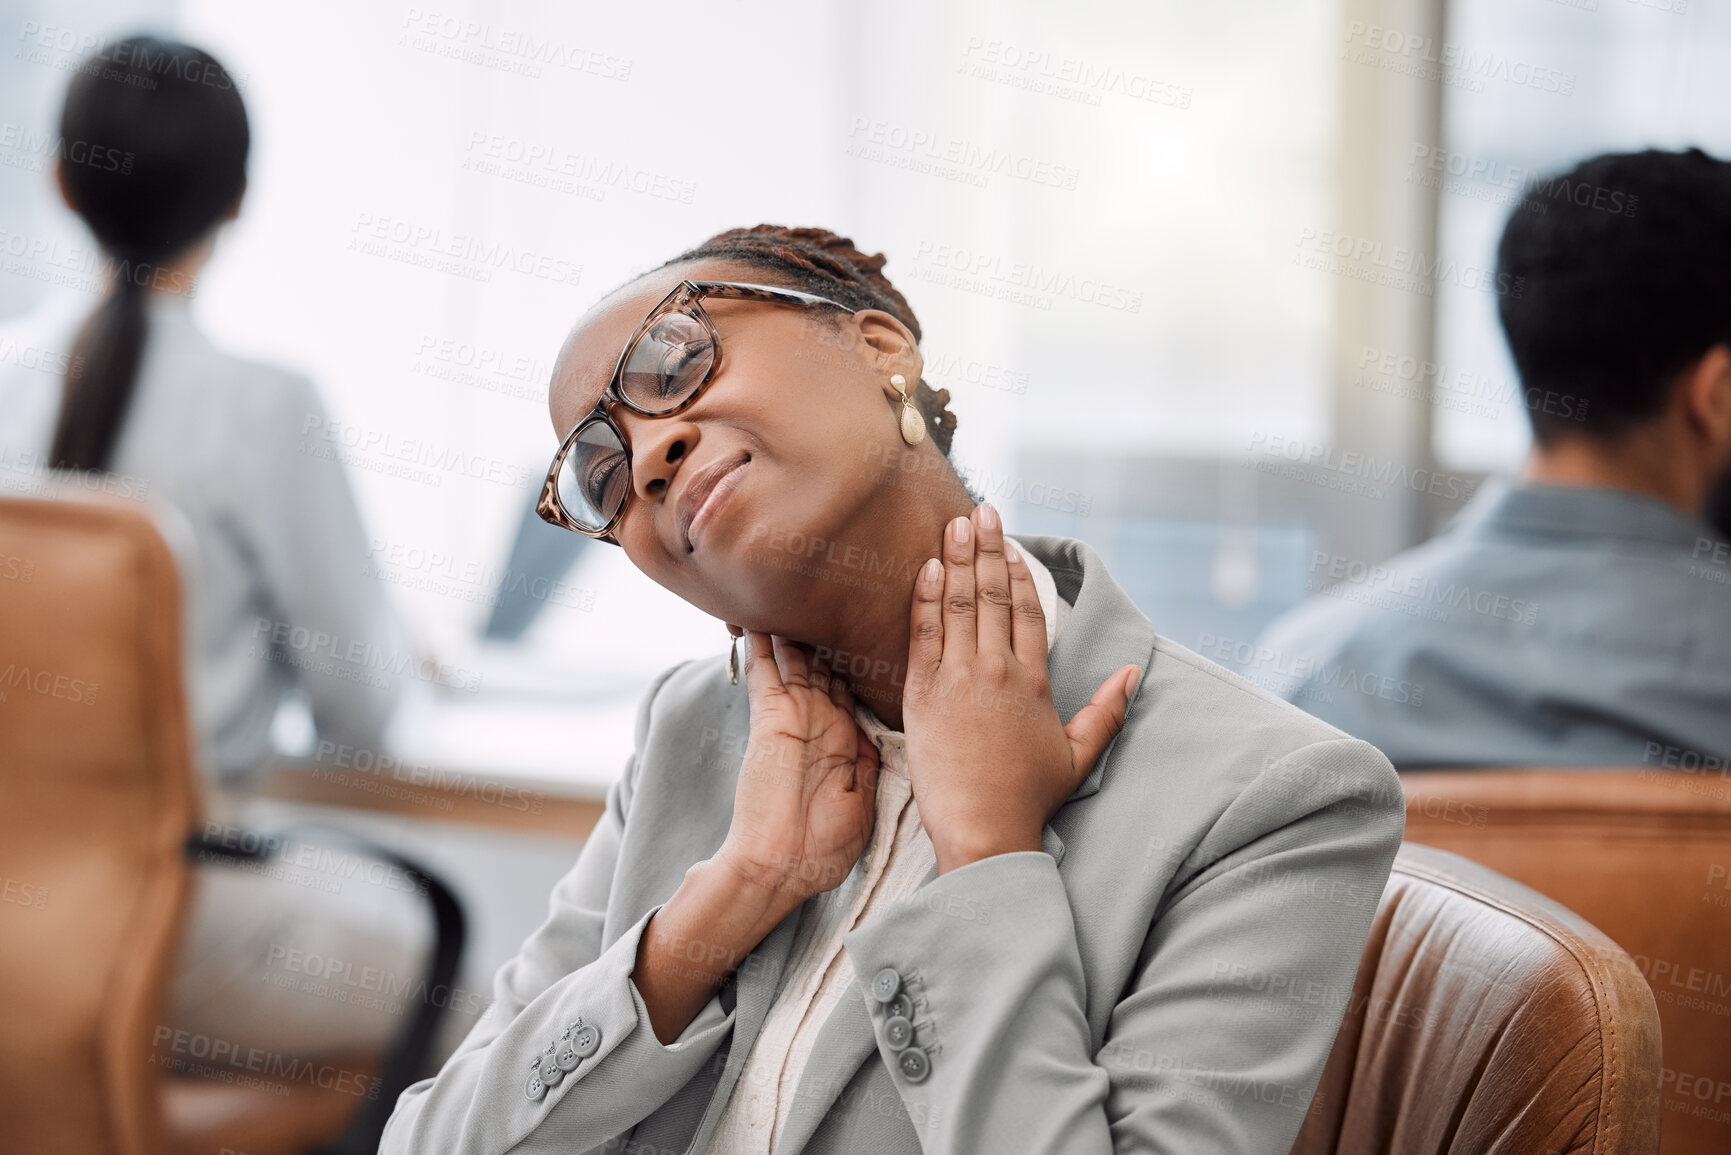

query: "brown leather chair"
left=1401, top=771, right=1731, bottom=1155
left=0, top=492, right=462, bottom=1155
left=1291, top=842, right=1663, bottom=1155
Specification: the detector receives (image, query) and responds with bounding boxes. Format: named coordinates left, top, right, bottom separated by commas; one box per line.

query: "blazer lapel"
left=698, top=535, right=1153, bottom=1153
left=681, top=905, right=803, bottom=1153
left=772, top=979, right=883, bottom=1153
left=774, top=848, right=1073, bottom=1151
left=1017, top=533, right=1158, bottom=805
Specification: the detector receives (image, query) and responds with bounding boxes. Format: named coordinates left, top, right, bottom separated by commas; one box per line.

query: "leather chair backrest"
left=1291, top=842, right=1662, bottom=1155
left=0, top=493, right=197, bottom=1155
left=1401, top=770, right=1731, bottom=1155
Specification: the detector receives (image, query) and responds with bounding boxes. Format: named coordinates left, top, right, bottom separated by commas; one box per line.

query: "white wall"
left=1433, top=0, right=1731, bottom=471
left=3, top=0, right=1342, bottom=681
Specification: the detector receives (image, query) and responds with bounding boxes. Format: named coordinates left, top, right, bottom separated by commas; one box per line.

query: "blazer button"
left=525, top=1072, right=547, bottom=1101
left=570, top=1023, right=601, bottom=1058
left=883, top=993, right=914, bottom=1021
left=896, top=1048, right=930, bottom=1084
left=554, top=1045, right=580, bottom=1072
left=883, top=1016, right=914, bottom=1050
left=538, top=1058, right=564, bottom=1086
left=871, top=968, right=902, bottom=1003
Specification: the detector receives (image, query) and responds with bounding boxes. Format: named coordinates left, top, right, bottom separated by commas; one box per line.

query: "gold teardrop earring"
left=893, top=373, right=926, bottom=446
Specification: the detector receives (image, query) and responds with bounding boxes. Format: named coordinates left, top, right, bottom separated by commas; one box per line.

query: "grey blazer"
left=381, top=533, right=1406, bottom=1154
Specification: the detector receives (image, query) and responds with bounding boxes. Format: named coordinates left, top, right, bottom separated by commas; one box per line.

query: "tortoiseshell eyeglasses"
left=537, top=280, right=857, bottom=543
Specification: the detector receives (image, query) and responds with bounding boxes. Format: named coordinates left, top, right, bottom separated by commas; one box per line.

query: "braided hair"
left=657, top=225, right=962, bottom=458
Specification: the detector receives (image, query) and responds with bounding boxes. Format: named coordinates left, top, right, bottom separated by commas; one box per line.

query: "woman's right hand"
left=713, top=630, right=881, bottom=911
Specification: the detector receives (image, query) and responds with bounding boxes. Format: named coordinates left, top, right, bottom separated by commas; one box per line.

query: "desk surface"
left=258, top=683, right=644, bottom=839
left=252, top=555, right=730, bottom=834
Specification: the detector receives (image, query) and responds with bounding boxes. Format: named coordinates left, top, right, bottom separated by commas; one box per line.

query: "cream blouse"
left=696, top=542, right=1068, bottom=1154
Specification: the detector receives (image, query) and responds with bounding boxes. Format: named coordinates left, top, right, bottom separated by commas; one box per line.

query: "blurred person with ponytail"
left=383, top=226, right=1406, bottom=1154
left=0, top=37, right=421, bottom=1060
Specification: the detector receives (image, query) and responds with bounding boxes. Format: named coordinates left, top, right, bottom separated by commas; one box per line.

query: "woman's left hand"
left=903, top=503, right=1142, bottom=874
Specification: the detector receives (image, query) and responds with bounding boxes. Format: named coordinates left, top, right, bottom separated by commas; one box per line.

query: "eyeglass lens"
left=556, top=308, right=717, bottom=530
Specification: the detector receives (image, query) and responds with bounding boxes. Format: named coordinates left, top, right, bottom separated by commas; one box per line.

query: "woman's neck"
left=802, top=487, right=976, bottom=733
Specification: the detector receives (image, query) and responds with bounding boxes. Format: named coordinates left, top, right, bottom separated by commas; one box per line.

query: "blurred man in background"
left=1257, top=147, right=1731, bottom=769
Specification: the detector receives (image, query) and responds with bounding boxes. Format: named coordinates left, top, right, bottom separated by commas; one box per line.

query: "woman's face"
left=547, top=259, right=931, bottom=632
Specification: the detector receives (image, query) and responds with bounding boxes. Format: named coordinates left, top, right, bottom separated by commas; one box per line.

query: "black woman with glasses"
left=382, top=225, right=1406, bottom=1155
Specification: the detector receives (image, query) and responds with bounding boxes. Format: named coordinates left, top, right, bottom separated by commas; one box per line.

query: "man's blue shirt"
left=1255, top=480, right=1731, bottom=769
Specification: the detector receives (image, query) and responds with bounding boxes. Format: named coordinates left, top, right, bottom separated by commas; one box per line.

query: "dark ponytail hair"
left=49, top=36, right=248, bottom=472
